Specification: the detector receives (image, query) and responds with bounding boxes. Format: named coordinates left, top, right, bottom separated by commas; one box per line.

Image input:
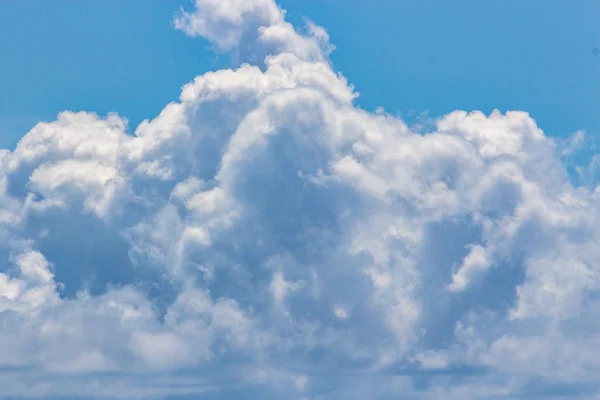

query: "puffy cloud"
left=1, top=0, right=599, bottom=398
left=448, top=245, right=491, bottom=292
left=174, top=0, right=283, bottom=51
left=0, top=250, right=59, bottom=315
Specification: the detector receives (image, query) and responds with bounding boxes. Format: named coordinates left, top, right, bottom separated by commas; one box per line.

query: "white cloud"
left=333, top=305, right=349, bottom=320
left=174, top=0, right=283, bottom=51
left=270, top=270, right=303, bottom=307
left=0, top=250, right=59, bottom=315
left=0, top=0, right=599, bottom=398
left=449, top=245, right=491, bottom=292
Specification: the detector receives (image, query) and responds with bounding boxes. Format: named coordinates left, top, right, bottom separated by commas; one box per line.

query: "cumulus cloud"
left=174, top=0, right=283, bottom=50
left=1, top=0, right=599, bottom=398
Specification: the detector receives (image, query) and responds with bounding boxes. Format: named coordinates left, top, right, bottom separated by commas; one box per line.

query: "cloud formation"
left=0, top=0, right=599, bottom=398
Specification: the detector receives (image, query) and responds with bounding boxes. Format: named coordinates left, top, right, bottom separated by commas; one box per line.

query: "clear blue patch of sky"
left=279, top=0, right=600, bottom=137
left=1, top=0, right=599, bottom=150
left=0, top=0, right=226, bottom=148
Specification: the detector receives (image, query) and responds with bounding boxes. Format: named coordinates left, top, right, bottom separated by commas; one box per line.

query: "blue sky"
left=2, top=0, right=598, bottom=149
left=1, top=1, right=600, bottom=399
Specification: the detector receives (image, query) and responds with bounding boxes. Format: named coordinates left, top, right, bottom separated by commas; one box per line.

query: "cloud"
left=448, top=245, right=491, bottom=292
left=1, top=0, right=599, bottom=398
left=174, top=0, right=283, bottom=51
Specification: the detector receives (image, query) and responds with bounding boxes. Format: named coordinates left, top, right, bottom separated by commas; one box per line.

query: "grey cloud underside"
left=0, top=0, right=599, bottom=398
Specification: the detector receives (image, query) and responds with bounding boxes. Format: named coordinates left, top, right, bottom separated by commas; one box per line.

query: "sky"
left=1, top=0, right=599, bottom=148
left=0, top=0, right=600, bottom=399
